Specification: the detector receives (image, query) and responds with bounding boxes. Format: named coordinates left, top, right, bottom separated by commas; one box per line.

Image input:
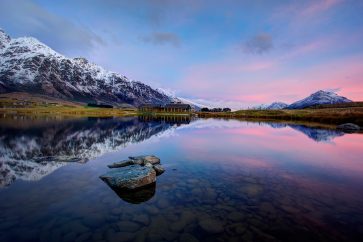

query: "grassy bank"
left=197, top=106, right=363, bottom=127
left=0, top=106, right=137, bottom=117
left=0, top=92, right=137, bottom=117
left=1, top=92, right=362, bottom=126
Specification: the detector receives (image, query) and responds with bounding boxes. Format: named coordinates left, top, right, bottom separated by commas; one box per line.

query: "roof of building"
left=165, top=103, right=191, bottom=109
left=139, top=104, right=162, bottom=108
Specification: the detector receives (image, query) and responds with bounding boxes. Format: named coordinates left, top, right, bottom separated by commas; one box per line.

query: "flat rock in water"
left=153, top=164, right=165, bottom=176
left=337, top=123, right=360, bottom=132
left=129, top=155, right=160, bottom=165
left=100, top=165, right=156, bottom=190
left=107, top=160, right=134, bottom=168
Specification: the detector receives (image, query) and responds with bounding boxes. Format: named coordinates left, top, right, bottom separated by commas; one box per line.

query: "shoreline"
left=0, top=107, right=362, bottom=132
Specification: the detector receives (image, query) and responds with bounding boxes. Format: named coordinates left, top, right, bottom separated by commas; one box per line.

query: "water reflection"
left=0, top=117, right=363, bottom=242
left=0, top=117, right=353, bottom=188
left=266, top=122, right=345, bottom=142
left=0, top=116, right=191, bottom=187
left=111, top=183, right=156, bottom=204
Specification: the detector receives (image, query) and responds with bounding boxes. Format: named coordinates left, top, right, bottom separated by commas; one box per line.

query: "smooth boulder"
left=337, top=123, right=360, bottom=132
left=100, top=165, right=156, bottom=190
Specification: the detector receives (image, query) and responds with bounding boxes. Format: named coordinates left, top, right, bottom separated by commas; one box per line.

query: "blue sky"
left=1, top=0, right=363, bottom=108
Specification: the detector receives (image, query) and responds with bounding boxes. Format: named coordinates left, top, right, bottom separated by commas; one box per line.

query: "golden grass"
left=197, top=107, right=363, bottom=126
left=0, top=106, right=137, bottom=117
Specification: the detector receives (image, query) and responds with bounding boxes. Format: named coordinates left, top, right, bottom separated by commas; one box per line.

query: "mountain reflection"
left=266, top=122, right=344, bottom=142
left=0, top=116, right=191, bottom=187
left=0, top=116, right=345, bottom=188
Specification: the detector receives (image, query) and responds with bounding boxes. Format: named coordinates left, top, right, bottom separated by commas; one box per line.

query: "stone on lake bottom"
left=198, top=219, right=224, bottom=234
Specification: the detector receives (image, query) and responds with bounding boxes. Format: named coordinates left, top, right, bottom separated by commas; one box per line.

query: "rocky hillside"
left=0, top=29, right=173, bottom=106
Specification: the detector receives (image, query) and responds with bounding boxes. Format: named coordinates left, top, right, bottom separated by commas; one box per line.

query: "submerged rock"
left=337, top=123, right=360, bottom=132
left=114, top=183, right=156, bottom=204
left=100, top=165, right=156, bottom=190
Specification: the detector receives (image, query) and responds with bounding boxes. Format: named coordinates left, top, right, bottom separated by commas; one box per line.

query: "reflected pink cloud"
left=176, top=123, right=363, bottom=175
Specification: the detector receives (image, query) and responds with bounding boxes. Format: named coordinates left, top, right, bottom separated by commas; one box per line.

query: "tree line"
left=200, top=107, right=231, bottom=112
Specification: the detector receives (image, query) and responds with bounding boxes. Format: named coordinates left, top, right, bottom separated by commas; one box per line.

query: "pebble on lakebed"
left=100, top=155, right=165, bottom=191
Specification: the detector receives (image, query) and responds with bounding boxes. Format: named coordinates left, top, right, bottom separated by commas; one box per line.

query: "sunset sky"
left=1, top=0, right=363, bottom=108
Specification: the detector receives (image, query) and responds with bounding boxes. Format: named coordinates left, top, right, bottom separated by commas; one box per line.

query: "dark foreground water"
left=0, top=116, right=363, bottom=242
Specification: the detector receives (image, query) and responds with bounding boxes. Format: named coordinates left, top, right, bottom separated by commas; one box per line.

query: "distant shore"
left=1, top=106, right=362, bottom=127
left=0, top=92, right=362, bottom=128
left=197, top=106, right=363, bottom=127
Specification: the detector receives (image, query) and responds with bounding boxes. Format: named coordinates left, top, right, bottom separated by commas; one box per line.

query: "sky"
left=0, top=0, right=363, bottom=108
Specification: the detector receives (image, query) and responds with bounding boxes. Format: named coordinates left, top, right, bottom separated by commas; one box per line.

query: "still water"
left=0, top=116, right=363, bottom=242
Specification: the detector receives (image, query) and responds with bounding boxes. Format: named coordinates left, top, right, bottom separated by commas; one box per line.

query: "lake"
left=0, top=116, right=363, bottom=242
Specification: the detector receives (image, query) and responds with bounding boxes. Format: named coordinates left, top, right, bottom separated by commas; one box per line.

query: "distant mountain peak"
left=267, top=102, right=288, bottom=110
left=288, top=90, right=352, bottom=109
left=0, top=28, right=11, bottom=48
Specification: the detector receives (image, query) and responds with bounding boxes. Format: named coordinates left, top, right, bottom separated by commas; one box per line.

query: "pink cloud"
left=301, top=0, right=342, bottom=17
left=178, top=28, right=363, bottom=108
left=272, top=0, right=342, bottom=22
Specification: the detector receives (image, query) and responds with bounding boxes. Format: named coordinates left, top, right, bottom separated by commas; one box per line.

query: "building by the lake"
left=139, top=102, right=192, bottom=113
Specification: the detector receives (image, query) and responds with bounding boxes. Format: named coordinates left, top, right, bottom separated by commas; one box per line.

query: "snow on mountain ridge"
left=0, top=29, right=172, bottom=106
left=253, top=90, right=352, bottom=110
left=288, top=90, right=352, bottom=109
left=266, top=102, right=288, bottom=110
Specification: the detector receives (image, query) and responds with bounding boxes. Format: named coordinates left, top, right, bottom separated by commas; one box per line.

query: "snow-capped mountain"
left=252, top=104, right=269, bottom=110
left=252, top=102, right=288, bottom=110
left=266, top=102, right=288, bottom=110
left=0, top=29, right=172, bottom=106
left=288, top=90, right=352, bottom=109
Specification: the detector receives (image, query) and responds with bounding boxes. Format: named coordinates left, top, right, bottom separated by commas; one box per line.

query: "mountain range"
left=257, top=90, right=352, bottom=110
left=0, top=29, right=173, bottom=107
left=0, top=29, right=355, bottom=109
left=287, top=90, right=352, bottom=109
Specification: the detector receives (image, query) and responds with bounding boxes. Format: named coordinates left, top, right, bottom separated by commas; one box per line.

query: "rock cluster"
left=100, top=155, right=165, bottom=192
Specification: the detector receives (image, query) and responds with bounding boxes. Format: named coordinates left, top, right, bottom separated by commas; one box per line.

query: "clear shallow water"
left=0, top=116, right=363, bottom=242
